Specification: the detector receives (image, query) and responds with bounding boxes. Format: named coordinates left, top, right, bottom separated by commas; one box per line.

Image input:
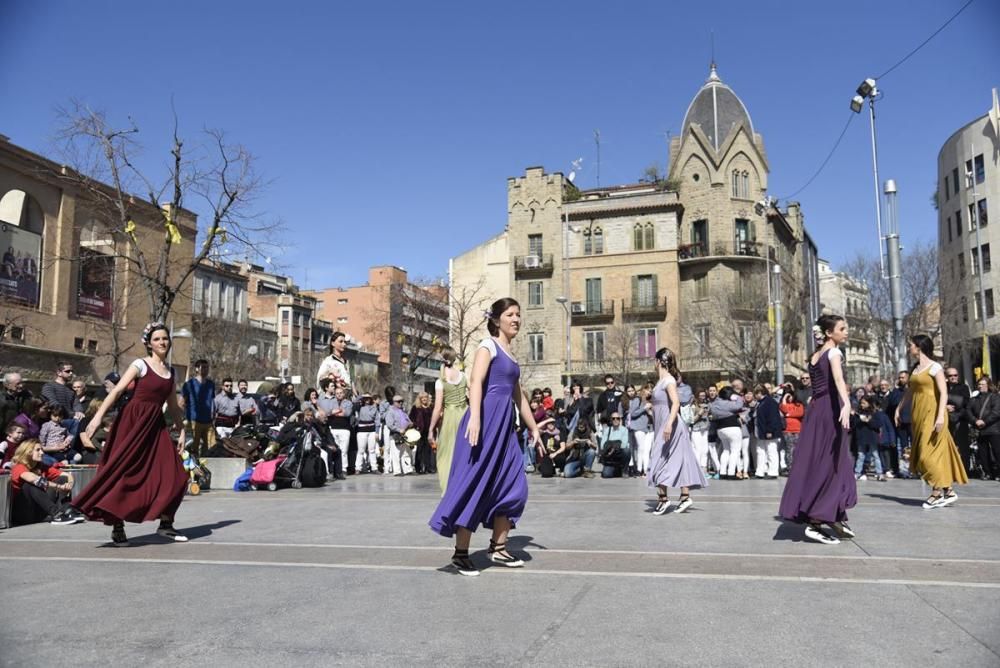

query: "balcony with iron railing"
left=678, top=240, right=769, bottom=263
left=513, top=253, right=554, bottom=278
left=622, top=296, right=668, bottom=320
left=570, top=299, right=615, bottom=324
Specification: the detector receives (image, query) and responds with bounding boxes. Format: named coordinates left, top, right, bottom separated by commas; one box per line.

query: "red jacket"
left=779, top=399, right=805, bottom=434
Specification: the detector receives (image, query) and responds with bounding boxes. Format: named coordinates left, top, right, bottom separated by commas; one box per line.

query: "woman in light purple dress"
left=647, top=347, right=707, bottom=515
left=429, top=298, right=541, bottom=576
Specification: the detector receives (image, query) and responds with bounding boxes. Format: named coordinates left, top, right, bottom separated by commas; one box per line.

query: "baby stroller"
left=251, top=423, right=327, bottom=490
left=221, top=423, right=270, bottom=460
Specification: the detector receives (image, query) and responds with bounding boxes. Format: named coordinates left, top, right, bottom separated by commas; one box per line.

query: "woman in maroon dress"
left=73, top=323, right=188, bottom=546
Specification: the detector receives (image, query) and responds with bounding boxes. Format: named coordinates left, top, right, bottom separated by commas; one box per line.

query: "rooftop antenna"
left=710, top=30, right=715, bottom=69
left=594, top=129, right=601, bottom=187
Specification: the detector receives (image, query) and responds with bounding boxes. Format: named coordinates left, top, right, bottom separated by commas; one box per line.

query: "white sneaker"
left=922, top=495, right=944, bottom=510
left=857, top=474, right=867, bottom=481
left=672, top=496, right=693, bottom=513
left=938, top=491, right=958, bottom=507
left=804, top=524, right=840, bottom=545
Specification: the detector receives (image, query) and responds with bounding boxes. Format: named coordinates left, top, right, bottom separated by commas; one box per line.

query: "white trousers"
left=331, top=429, right=351, bottom=471
left=740, top=435, right=750, bottom=473
left=632, top=430, right=653, bottom=474
left=754, top=437, right=780, bottom=477
left=717, top=426, right=743, bottom=476
left=692, top=430, right=719, bottom=471
left=356, top=431, right=378, bottom=470
left=388, top=434, right=413, bottom=475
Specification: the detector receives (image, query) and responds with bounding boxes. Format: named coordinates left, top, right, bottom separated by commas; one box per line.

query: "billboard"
left=77, top=248, right=115, bottom=320
left=0, top=222, right=41, bottom=308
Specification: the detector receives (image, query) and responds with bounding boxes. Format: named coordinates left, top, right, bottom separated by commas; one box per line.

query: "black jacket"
left=965, top=392, right=1000, bottom=436
left=754, top=395, right=783, bottom=438
left=946, top=383, right=971, bottom=426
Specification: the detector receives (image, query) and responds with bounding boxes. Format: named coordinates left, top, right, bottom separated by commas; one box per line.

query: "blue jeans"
left=896, top=424, right=911, bottom=476
left=564, top=449, right=596, bottom=478
left=855, top=443, right=884, bottom=475
left=521, top=433, right=536, bottom=471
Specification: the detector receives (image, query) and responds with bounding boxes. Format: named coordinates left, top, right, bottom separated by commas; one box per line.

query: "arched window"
left=634, top=222, right=656, bottom=251
left=633, top=223, right=644, bottom=251
left=644, top=222, right=655, bottom=250
left=0, top=189, right=45, bottom=308
left=592, top=226, right=604, bottom=254
left=732, top=170, right=740, bottom=198
left=741, top=171, right=750, bottom=198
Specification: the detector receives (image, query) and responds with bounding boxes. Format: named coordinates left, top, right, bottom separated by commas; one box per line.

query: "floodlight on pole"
left=850, top=77, right=886, bottom=275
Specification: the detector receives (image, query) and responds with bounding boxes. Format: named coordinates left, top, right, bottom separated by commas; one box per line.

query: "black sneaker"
left=49, top=509, right=79, bottom=526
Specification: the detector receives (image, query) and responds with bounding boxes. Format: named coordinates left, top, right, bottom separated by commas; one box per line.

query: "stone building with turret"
left=450, top=65, right=821, bottom=391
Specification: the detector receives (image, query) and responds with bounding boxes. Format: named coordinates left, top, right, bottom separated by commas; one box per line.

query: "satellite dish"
left=567, top=171, right=576, bottom=183
left=247, top=345, right=259, bottom=355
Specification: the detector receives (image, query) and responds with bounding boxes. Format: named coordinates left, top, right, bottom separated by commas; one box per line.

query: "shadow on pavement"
left=866, top=493, right=924, bottom=507
left=97, top=519, right=243, bottom=547
left=771, top=519, right=806, bottom=543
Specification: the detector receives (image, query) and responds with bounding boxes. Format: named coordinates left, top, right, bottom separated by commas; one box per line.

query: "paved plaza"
left=2, top=474, right=999, bottom=667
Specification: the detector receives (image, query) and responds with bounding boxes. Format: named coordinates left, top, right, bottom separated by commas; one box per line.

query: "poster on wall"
left=0, top=222, right=41, bottom=308
left=77, top=248, right=114, bottom=320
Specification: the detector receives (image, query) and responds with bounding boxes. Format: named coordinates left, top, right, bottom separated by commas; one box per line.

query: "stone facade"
left=938, top=88, right=1000, bottom=382
left=0, top=135, right=195, bottom=385
left=448, top=65, right=820, bottom=392
left=818, top=259, right=880, bottom=386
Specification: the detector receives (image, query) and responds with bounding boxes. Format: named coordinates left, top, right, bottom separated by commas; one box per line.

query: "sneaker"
left=884, top=471, right=895, bottom=479
left=488, top=546, right=524, bottom=568
left=938, top=491, right=958, bottom=507
left=711, top=473, right=720, bottom=480
left=804, top=524, right=840, bottom=545
left=49, top=508, right=81, bottom=526
left=830, top=521, right=856, bottom=539
left=672, top=497, right=693, bottom=514
left=857, top=474, right=867, bottom=481
left=156, top=523, right=189, bottom=542
left=922, top=494, right=944, bottom=510
left=582, top=471, right=595, bottom=479
left=652, top=499, right=670, bottom=516
left=875, top=475, right=886, bottom=482
left=450, top=551, right=480, bottom=577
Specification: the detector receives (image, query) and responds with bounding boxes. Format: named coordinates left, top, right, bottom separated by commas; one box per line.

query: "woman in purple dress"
left=778, top=315, right=858, bottom=545
left=647, top=347, right=707, bottom=515
left=429, top=298, right=541, bottom=576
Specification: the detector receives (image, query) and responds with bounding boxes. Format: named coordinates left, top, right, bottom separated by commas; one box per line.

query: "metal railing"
left=678, top=240, right=768, bottom=260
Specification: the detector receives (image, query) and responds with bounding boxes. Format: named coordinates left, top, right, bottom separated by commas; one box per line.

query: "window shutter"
left=646, top=223, right=654, bottom=249
left=750, top=220, right=756, bottom=241
left=631, top=275, right=639, bottom=306
left=651, top=274, right=659, bottom=302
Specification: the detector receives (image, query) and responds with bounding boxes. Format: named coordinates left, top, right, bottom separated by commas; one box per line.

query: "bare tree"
left=365, top=278, right=448, bottom=398
left=605, top=321, right=641, bottom=386
left=189, top=315, right=279, bottom=381
left=841, top=240, right=947, bottom=374
left=52, top=101, right=280, bottom=322
left=448, top=276, right=489, bottom=364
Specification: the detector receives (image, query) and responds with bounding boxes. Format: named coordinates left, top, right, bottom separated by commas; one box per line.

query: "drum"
left=403, top=428, right=421, bottom=444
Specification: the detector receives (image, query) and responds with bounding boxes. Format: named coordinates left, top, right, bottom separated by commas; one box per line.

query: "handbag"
left=600, top=439, right=623, bottom=463
left=971, top=393, right=992, bottom=441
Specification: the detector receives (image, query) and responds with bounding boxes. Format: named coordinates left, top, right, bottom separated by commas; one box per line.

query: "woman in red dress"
left=73, top=322, right=189, bottom=546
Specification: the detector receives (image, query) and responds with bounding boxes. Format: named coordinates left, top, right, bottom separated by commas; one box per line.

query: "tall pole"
left=969, top=148, right=989, bottom=376
left=773, top=264, right=783, bottom=384
left=884, top=180, right=907, bottom=372
left=867, top=93, right=887, bottom=276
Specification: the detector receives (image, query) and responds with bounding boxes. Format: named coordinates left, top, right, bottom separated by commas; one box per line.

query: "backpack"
left=298, top=449, right=328, bottom=487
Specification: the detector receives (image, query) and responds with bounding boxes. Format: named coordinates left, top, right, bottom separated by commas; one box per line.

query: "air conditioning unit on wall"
left=571, top=302, right=586, bottom=314
left=523, top=255, right=541, bottom=268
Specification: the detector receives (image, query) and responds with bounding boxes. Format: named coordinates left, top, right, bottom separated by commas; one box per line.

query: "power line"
left=779, top=113, right=855, bottom=200
left=877, top=0, right=976, bottom=80
left=776, top=0, right=975, bottom=200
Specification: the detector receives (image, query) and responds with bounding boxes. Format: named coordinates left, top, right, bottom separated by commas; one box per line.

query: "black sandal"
left=111, top=523, right=129, bottom=547
left=488, top=539, right=524, bottom=568
left=653, top=493, right=670, bottom=516
left=451, top=548, right=480, bottom=576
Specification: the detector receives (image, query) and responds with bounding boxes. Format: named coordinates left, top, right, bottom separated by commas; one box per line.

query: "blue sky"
left=2, top=0, right=998, bottom=290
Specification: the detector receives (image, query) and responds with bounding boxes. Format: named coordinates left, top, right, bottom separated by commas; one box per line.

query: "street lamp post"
left=168, top=318, right=193, bottom=369
left=556, top=297, right=571, bottom=387
left=773, top=264, right=783, bottom=383
left=852, top=77, right=906, bottom=373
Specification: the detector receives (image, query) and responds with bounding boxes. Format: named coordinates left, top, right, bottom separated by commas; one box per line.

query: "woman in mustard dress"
left=895, top=334, right=968, bottom=509
left=429, top=347, right=468, bottom=493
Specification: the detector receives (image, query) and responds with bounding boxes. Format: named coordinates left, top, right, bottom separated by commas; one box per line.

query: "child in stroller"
left=274, top=408, right=340, bottom=483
